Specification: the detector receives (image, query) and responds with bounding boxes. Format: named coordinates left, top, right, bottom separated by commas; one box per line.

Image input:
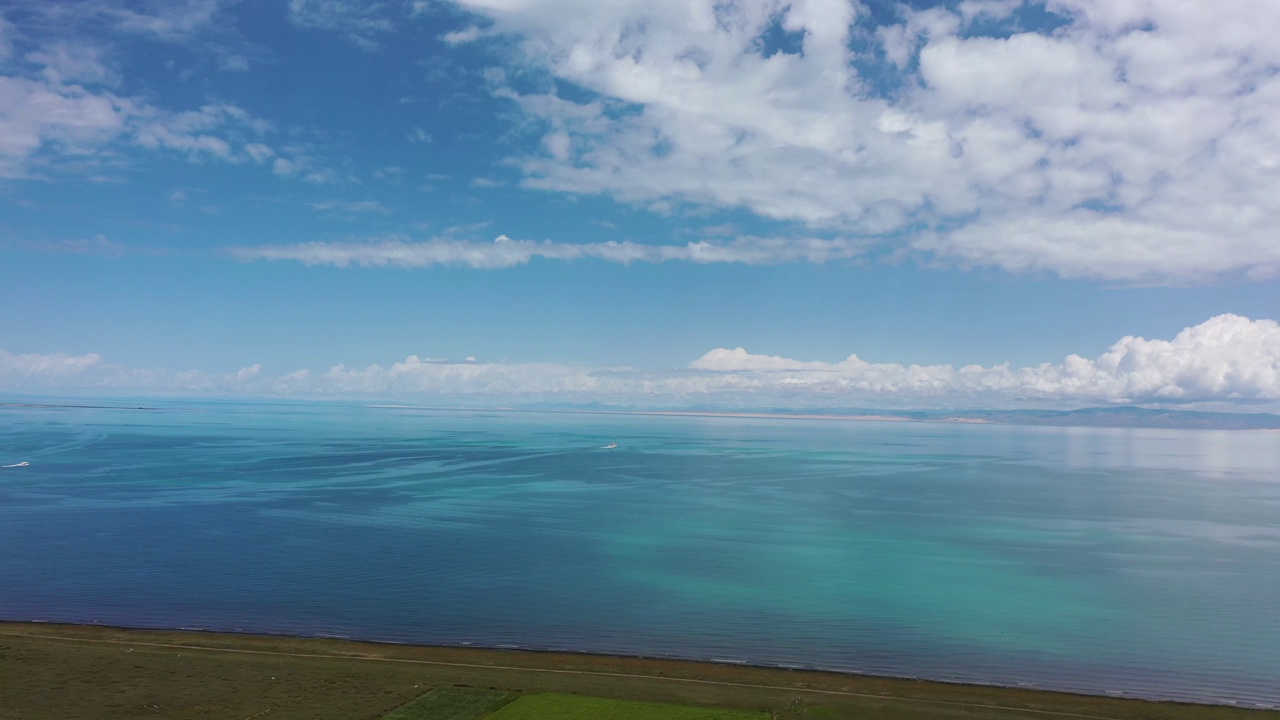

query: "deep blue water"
left=1, top=401, right=1279, bottom=707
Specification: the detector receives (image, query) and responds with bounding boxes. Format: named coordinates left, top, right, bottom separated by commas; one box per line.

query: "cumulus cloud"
left=440, top=0, right=1280, bottom=283
left=231, top=234, right=870, bottom=268
left=690, top=314, right=1280, bottom=405
left=4, top=316, right=1278, bottom=408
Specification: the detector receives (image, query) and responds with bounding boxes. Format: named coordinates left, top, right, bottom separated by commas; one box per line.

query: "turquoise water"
left=1, top=401, right=1278, bottom=707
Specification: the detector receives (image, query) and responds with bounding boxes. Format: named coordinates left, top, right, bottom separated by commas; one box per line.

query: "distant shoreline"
left=368, top=404, right=1280, bottom=431
left=5, top=399, right=1279, bottom=430
left=369, top=404, right=931, bottom=424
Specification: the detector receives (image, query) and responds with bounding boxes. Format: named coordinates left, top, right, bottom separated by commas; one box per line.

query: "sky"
left=1, top=0, right=1279, bottom=410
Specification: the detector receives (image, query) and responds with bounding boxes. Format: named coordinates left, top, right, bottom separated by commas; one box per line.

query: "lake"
left=1, top=401, right=1278, bottom=707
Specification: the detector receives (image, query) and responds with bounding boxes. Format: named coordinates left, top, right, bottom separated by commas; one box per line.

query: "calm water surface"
left=1, top=401, right=1278, bottom=707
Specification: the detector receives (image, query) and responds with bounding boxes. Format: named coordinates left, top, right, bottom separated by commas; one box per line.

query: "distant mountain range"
left=909, top=407, right=1280, bottom=430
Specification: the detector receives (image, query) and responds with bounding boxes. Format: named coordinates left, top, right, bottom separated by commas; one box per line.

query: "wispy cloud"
left=0, top=349, right=103, bottom=379
left=0, top=15, right=15, bottom=62
left=270, top=146, right=345, bottom=185
left=309, top=199, right=392, bottom=215
left=0, top=10, right=357, bottom=184
left=20, top=0, right=229, bottom=42
left=132, top=102, right=270, bottom=161
left=0, top=43, right=276, bottom=178
left=229, top=234, right=870, bottom=269
left=108, top=0, right=225, bottom=40
left=2, top=233, right=127, bottom=256
left=25, top=40, right=120, bottom=85
left=4, top=315, right=1279, bottom=408
left=287, top=0, right=396, bottom=50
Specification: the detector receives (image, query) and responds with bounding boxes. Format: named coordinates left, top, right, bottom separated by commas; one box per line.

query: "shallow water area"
left=2, top=400, right=1278, bottom=707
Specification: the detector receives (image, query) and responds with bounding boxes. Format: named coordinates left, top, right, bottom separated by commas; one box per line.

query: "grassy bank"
left=1, top=622, right=1275, bottom=720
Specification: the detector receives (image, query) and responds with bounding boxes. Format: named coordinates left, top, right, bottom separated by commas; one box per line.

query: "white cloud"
left=132, top=103, right=256, bottom=160
left=441, top=0, right=1280, bottom=283
left=4, top=315, right=1278, bottom=407
left=690, top=314, right=1280, bottom=405
left=1088, top=314, right=1280, bottom=402
left=0, top=74, right=130, bottom=178
left=231, top=233, right=870, bottom=269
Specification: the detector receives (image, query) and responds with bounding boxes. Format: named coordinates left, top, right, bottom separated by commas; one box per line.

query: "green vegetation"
left=1, top=622, right=1276, bottom=720
left=484, top=692, right=768, bottom=720
left=382, top=687, right=511, bottom=720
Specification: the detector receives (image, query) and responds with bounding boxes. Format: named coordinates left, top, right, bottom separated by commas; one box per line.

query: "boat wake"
left=1, top=461, right=29, bottom=468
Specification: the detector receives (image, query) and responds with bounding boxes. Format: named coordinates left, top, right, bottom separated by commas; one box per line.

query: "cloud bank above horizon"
left=5, top=315, right=1278, bottom=410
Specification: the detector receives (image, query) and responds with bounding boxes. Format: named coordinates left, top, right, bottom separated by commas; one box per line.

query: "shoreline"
left=3, top=621, right=1277, bottom=715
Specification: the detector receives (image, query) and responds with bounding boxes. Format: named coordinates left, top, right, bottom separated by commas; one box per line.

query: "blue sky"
left=2, top=0, right=1279, bottom=409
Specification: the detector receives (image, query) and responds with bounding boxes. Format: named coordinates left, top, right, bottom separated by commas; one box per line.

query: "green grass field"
left=381, top=687, right=512, bottom=720
left=3, top=622, right=1277, bottom=720
left=483, top=692, right=770, bottom=720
